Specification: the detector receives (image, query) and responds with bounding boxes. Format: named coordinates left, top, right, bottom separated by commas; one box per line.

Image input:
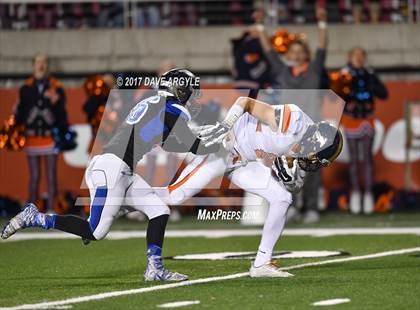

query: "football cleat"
left=1, top=203, right=45, bottom=240
left=82, top=238, right=91, bottom=245
left=249, top=261, right=294, bottom=278
left=144, top=255, right=188, bottom=282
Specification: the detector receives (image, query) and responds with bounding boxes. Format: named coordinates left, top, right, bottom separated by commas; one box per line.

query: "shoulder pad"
left=165, top=102, right=191, bottom=122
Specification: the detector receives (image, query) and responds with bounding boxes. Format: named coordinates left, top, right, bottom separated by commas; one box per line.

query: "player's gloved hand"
left=272, top=155, right=297, bottom=185
left=199, top=122, right=230, bottom=147
left=272, top=156, right=305, bottom=193
left=191, top=124, right=214, bottom=136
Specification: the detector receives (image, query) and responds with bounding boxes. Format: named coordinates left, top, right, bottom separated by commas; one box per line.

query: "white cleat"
left=249, top=261, right=294, bottom=278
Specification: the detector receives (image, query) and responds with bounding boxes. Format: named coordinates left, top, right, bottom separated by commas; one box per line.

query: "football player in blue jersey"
left=1, top=69, right=219, bottom=282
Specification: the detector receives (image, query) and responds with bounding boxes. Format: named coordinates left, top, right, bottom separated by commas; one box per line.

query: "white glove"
left=272, top=156, right=305, bottom=193
left=199, top=122, right=230, bottom=147
left=191, top=124, right=214, bottom=136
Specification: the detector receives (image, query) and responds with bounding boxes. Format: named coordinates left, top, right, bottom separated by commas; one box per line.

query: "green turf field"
left=0, top=213, right=419, bottom=310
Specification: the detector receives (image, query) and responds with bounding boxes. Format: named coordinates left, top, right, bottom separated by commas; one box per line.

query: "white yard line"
left=2, top=227, right=420, bottom=242
left=157, top=300, right=201, bottom=308
left=312, top=298, right=351, bottom=306
left=0, top=247, right=419, bottom=310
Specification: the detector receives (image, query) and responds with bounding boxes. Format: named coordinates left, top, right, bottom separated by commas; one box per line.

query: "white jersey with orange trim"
left=225, top=104, right=314, bottom=165
left=161, top=104, right=314, bottom=272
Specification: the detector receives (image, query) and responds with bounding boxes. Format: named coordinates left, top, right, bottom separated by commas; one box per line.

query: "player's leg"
left=230, top=162, right=293, bottom=277
left=83, top=157, right=128, bottom=240
left=1, top=154, right=127, bottom=241
left=158, top=153, right=228, bottom=206
left=125, top=175, right=187, bottom=281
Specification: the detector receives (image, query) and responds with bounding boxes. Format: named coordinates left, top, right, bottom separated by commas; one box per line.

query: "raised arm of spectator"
left=316, top=6, right=328, bottom=50
left=249, top=25, right=285, bottom=75
left=312, top=6, right=328, bottom=75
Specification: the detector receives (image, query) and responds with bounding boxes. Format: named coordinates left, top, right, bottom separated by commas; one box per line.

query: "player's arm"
left=200, top=96, right=279, bottom=146
left=178, top=122, right=220, bottom=155
left=162, top=133, right=219, bottom=155
left=164, top=115, right=220, bottom=155
left=161, top=135, right=189, bottom=153
left=231, top=96, right=279, bottom=131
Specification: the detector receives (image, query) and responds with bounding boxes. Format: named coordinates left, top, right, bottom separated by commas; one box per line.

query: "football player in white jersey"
left=158, top=96, right=343, bottom=278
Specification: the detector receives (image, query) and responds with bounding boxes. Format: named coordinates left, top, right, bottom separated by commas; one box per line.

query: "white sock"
left=254, top=246, right=272, bottom=267
left=253, top=200, right=289, bottom=268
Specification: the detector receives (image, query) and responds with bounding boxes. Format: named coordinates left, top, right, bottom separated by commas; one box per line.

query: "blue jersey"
left=103, top=93, right=218, bottom=171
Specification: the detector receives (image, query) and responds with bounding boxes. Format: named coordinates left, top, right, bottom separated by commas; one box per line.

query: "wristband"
left=223, top=104, right=245, bottom=128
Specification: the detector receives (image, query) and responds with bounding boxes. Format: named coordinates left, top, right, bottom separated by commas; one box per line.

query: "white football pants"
left=161, top=152, right=292, bottom=265
left=84, top=153, right=170, bottom=240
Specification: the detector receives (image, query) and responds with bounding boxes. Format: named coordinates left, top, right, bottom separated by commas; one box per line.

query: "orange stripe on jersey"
left=281, top=104, right=291, bottom=133
left=168, top=155, right=209, bottom=193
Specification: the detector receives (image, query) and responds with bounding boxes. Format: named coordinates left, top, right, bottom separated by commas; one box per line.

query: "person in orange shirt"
left=14, top=53, right=69, bottom=211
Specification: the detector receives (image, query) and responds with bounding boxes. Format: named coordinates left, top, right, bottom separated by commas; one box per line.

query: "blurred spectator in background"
left=340, top=47, right=388, bottom=214
left=0, top=1, right=417, bottom=30
left=82, top=74, right=126, bottom=150
left=14, top=53, right=69, bottom=211
left=250, top=6, right=328, bottom=224
left=83, top=74, right=114, bottom=131
left=134, top=2, right=161, bottom=27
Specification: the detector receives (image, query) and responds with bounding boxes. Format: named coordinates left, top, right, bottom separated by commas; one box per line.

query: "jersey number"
left=126, top=95, right=159, bottom=125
